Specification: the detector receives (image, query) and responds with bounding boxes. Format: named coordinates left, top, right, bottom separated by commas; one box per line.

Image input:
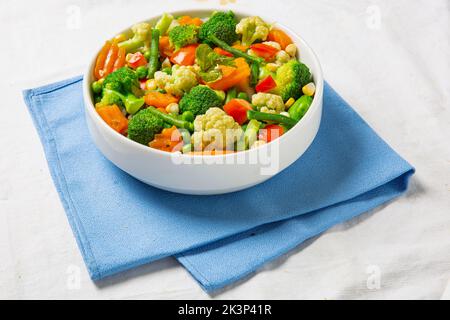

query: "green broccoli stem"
left=147, top=29, right=160, bottom=79
left=103, top=88, right=144, bottom=115
left=208, top=35, right=264, bottom=64
left=146, top=106, right=194, bottom=132
left=155, top=13, right=173, bottom=35
left=118, top=39, right=143, bottom=53
left=247, top=110, right=297, bottom=127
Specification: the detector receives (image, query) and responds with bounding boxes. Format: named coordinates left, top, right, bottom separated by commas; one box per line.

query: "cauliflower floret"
left=118, top=22, right=151, bottom=52
left=252, top=93, right=285, bottom=113
left=154, top=65, right=198, bottom=96
left=260, top=106, right=276, bottom=114
left=191, top=108, right=243, bottom=150
left=236, top=16, right=270, bottom=47
left=275, top=50, right=291, bottom=65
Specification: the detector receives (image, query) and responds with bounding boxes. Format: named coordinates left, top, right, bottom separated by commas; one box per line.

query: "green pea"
left=162, top=67, right=172, bottom=75
left=136, top=66, right=149, bottom=79
left=91, top=81, right=103, bottom=94
left=181, top=111, right=194, bottom=122
left=143, top=50, right=151, bottom=60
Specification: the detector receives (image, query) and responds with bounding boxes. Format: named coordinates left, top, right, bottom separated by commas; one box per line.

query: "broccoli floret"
left=118, top=22, right=152, bottom=53
left=275, top=60, right=312, bottom=101
left=236, top=16, right=270, bottom=47
left=199, top=11, right=238, bottom=46
left=168, top=25, right=198, bottom=50
left=179, top=85, right=224, bottom=117
left=102, top=67, right=141, bottom=95
left=127, top=108, right=164, bottom=145
left=100, top=67, right=144, bottom=114
left=98, top=88, right=123, bottom=107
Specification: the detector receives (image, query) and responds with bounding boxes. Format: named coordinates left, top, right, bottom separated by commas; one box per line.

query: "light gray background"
left=1, top=0, right=449, bottom=299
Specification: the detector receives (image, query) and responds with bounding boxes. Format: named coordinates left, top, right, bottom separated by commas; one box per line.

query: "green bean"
left=237, top=92, right=249, bottom=101
left=250, top=62, right=260, bottom=87
left=247, top=110, right=297, bottom=127
left=147, top=29, right=160, bottom=79
left=225, top=87, right=237, bottom=104
left=208, top=35, right=264, bottom=64
left=244, top=119, right=261, bottom=149
left=147, top=107, right=194, bottom=132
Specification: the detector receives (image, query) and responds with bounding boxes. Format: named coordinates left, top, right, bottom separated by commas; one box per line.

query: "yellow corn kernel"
left=302, top=82, right=316, bottom=96
left=285, top=97, right=295, bottom=108
left=266, top=63, right=279, bottom=72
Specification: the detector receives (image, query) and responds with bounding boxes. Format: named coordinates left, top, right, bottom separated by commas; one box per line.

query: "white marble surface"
left=1, top=0, right=449, bottom=299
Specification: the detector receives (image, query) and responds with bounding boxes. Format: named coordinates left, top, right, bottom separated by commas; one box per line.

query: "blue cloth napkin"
left=23, top=76, right=414, bottom=292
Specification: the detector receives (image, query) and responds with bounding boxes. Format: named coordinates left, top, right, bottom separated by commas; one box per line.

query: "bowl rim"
left=83, top=9, right=324, bottom=159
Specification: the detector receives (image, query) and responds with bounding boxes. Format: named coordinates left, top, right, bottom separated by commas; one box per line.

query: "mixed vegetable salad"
left=91, top=11, right=315, bottom=154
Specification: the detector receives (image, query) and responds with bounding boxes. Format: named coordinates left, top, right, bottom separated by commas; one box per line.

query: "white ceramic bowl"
left=83, top=9, right=323, bottom=195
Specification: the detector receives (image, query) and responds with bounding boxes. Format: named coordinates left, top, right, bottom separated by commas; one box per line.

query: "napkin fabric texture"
left=23, top=76, right=414, bottom=292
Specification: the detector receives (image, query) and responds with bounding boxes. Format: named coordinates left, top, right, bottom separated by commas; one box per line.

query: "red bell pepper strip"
left=126, top=52, right=148, bottom=69
left=223, top=98, right=253, bottom=125
left=258, top=124, right=284, bottom=142
left=255, top=75, right=277, bottom=93
left=250, top=43, right=279, bottom=61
